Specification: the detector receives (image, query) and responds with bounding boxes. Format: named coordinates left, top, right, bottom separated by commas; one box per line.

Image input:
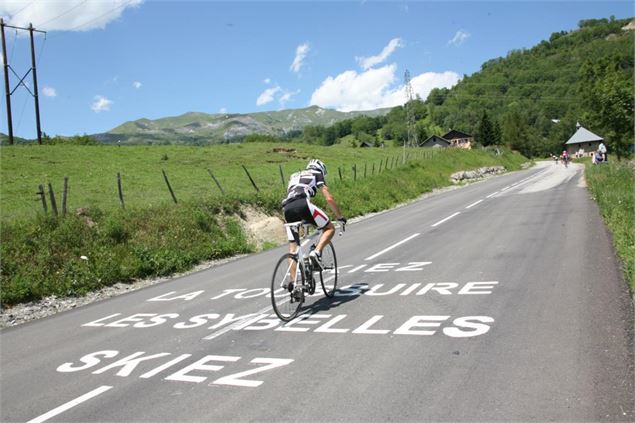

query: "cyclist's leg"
left=283, top=201, right=305, bottom=284
left=306, top=200, right=333, bottom=254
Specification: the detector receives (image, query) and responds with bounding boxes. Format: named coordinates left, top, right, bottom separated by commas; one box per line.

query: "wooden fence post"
left=379, top=159, right=383, bottom=173
left=242, top=165, right=259, bottom=192
left=353, top=164, right=357, bottom=181
left=338, top=167, right=343, bottom=181
left=279, top=165, right=285, bottom=186
left=117, top=173, right=125, bottom=209
left=372, top=163, right=375, bottom=176
left=207, top=169, right=225, bottom=195
left=37, top=184, right=47, bottom=214
left=62, top=176, right=68, bottom=216
left=364, top=162, right=367, bottom=178
left=48, top=183, right=58, bottom=217
left=162, top=170, right=178, bottom=203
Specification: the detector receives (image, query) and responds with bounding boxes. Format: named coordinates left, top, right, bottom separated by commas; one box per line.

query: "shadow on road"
left=299, top=283, right=369, bottom=315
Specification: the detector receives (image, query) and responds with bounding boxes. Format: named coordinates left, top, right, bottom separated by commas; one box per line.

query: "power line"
left=47, top=0, right=140, bottom=38
left=7, top=1, right=36, bottom=20
left=36, top=0, right=89, bottom=29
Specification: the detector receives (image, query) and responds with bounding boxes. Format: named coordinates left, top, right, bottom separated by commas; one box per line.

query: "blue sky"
left=0, top=0, right=632, bottom=138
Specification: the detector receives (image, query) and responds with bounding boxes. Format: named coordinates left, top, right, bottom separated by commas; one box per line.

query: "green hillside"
left=424, top=17, right=634, bottom=157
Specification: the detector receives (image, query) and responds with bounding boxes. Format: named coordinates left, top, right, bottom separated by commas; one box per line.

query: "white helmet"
left=307, top=159, right=327, bottom=176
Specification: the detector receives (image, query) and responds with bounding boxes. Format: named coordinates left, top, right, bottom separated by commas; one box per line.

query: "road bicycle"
left=270, top=221, right=344, bottom=322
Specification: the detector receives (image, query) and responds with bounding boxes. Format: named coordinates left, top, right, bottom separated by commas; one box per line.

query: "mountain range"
left=94, top=106, right=391, bottom=145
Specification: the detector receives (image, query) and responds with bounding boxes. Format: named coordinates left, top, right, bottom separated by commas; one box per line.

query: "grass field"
left=585, top=160, right=635, bottom=291
left=1, top=143, right=451, bottom=221
left=0, top=143, right=528, bottom=306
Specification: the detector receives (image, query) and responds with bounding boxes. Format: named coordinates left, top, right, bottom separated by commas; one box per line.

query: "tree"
left=492, top=120, right=502, bottom=146
left=580, top=56, right=634, bottom=159
left=477, top=111, right=496, bottom=146
left=502, top=109, right=535, bottom=156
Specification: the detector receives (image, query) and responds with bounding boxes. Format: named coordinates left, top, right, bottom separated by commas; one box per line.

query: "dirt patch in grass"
left=239, top=205, right=287, bottom=251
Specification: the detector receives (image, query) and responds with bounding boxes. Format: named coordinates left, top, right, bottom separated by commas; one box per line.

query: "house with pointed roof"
left=565, top=125, right=604, bottom=158
left=419, top=135, right=450, bottom=148
left=442, top=129, right=473, bottom=149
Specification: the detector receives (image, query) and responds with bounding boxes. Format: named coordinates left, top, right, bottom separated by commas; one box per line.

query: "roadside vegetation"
left=0, top=144, right=527, bottom=306
left=585, top=160, right=635, bottom=291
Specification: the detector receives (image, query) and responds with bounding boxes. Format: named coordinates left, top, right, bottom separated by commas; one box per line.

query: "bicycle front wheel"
left=271, top=253, right=304, bottom=321
left=319, top=242, right=338, bottom=298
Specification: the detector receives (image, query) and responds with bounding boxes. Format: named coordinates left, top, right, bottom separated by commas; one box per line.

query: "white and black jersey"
left=281, top=169, right=326, bottom=206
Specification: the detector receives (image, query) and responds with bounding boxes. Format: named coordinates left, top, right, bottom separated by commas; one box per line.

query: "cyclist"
left=562, top=150, right=570, bottom=167
left=282, top=159, right=346, bottom=269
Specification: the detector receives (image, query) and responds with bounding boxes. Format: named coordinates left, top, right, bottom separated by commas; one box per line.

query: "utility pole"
left=403, top=69, right=416, bottom=161
left=29, top=23, right=42, bottom=145
left=1, top=18, right=14, bottom=145
left=0, top=19, right=46, bottom=145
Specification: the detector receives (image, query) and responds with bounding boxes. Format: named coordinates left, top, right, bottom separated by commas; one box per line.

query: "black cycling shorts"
left=283, top=197, right=330, bottom=241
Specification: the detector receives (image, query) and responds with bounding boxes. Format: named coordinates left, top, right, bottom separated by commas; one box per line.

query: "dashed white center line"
left=465, top=199, right=483, bottom=209
left=364, top=233, right=420, bottom=261
left=27, top=385, right=113, bottom=423
left=431, top=212, right=460, bottom=227
left=486, top=191, right=499, bottom=198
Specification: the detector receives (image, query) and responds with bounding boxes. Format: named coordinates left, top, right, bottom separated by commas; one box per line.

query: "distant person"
left=562, top=150, right=570, bottom=167
left=282, top=159, right=346, bottom=270
left=595, top=150, right=604, bottom=164
left=598, top=142, right=607, bottom=162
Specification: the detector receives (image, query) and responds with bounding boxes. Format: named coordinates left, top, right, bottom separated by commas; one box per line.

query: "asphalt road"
left=1, top=162, right=633, bottom=422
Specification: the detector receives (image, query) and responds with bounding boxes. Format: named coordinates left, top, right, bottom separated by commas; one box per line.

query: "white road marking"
left=486, top=191, right=499, bottom=198
left=26, top=385, right=113, bottom=423
left=364, top=233, right=420, bottom=261
left=203, top=310, right=271, bottom=340
left=431, top=212, right=460, bottom=227
left=465, top=199, right=483, bottom=209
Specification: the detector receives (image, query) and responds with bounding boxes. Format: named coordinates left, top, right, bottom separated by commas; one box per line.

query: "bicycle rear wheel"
left=271, top=253, right=304, bottom=321
left=319, top=242, right=338, bottom=298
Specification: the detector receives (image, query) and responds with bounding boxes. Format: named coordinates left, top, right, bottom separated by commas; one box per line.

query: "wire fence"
left=29, top=149, right=439, bottom=218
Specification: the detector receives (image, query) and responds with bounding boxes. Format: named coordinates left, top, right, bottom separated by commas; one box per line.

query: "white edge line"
left=431, top=212, right=460, bottom=227
left=465, top=199, right=483, bottom=209
left=27, top=385, right=113, bottom=423
left=364, top=233, right=420, bottom=261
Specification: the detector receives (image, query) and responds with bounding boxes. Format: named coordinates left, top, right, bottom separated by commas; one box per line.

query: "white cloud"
left=91, top=95, right=112, bottom=113
left=42, top=86, right=56, bottom=97
left=449, top=30, right=470, bottom=46
left=310, top=64, right=460, bottom=111
left=0, top=0, right=144, bottom=32
left=356, top=38, right=404, bottom=70
left=263, top=78, right=271, bottom=84
left=290, top=43, right=310, bottom=73
left=256, top=85, right=298, bottom=108
left=278, top=89, right=299, bottom=108
left=256, top=86, right=281, bottom=106
left=132, top=81, right=142, bottom=89
left=219, top=107, right=227, bottom=113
